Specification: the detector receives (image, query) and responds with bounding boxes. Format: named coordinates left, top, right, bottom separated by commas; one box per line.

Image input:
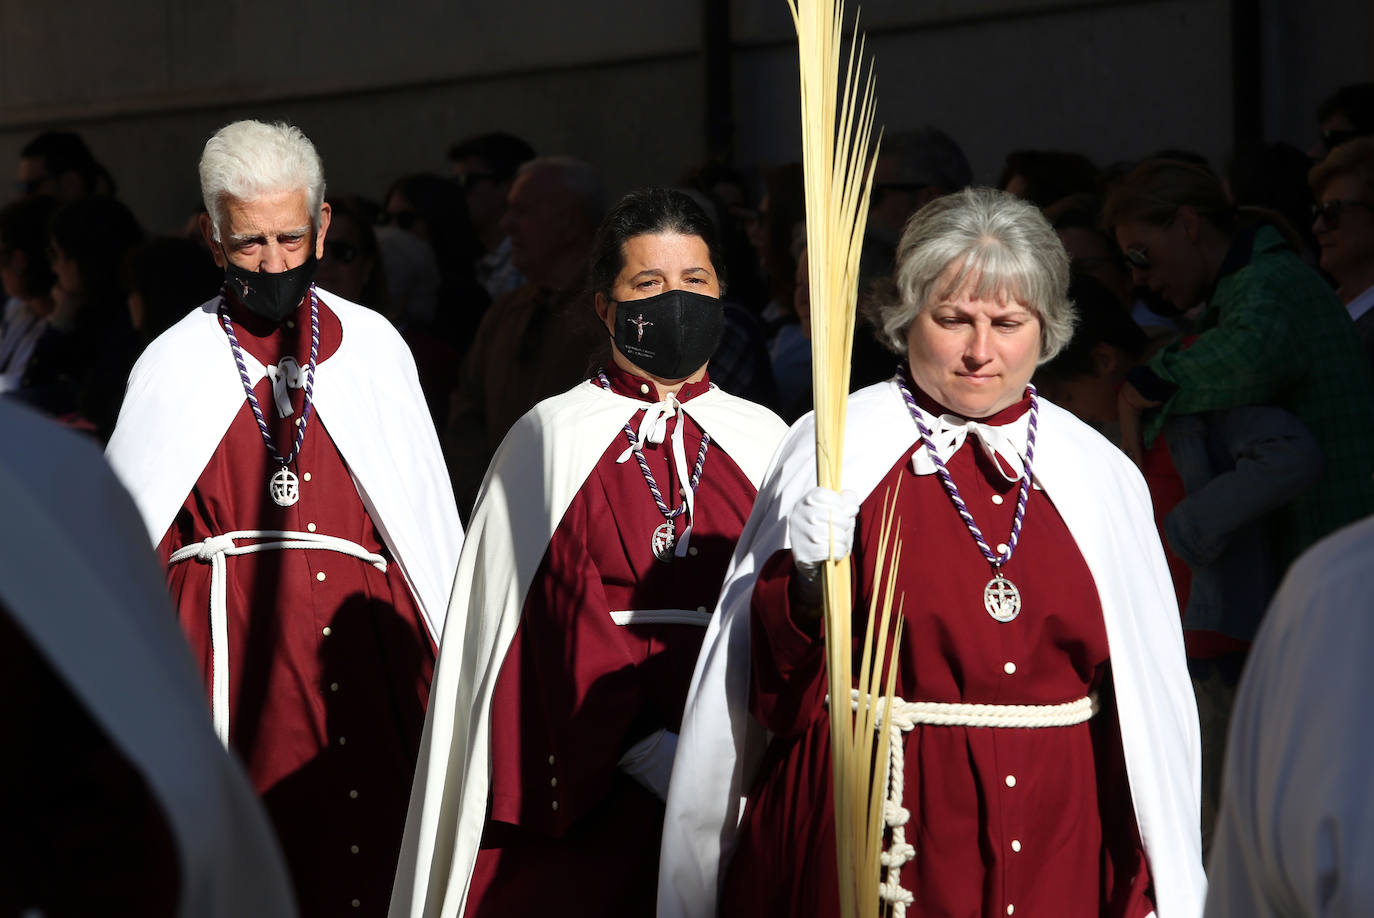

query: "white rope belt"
left=168, top=529, right=387, bottom=746
left=835, top=689, right=1098, bottom=915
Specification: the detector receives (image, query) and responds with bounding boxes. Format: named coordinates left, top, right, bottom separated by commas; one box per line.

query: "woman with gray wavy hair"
left=660, top=187, right=1206, bottom=918
left=872, top=186, right=1075, bottom=367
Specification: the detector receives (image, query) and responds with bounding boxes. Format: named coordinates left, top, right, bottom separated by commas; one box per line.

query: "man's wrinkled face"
left=203, top=188, right=330, bottom=274
left=499, top=169, right=574, bottom=277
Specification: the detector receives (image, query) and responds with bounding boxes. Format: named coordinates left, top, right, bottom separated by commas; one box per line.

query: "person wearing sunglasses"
left=1105, top=157, right=1374, bottom=600
left=15, top=129, right=116, bottom=201
left=448, top=132, right=537, bottom=301
left=315, top=194, right=384, bottom=309
left=1309, top=137, right=1374, bottom=372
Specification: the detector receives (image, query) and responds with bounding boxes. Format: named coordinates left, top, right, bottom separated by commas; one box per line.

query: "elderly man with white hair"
left=106, top=120, right=463, bottom=918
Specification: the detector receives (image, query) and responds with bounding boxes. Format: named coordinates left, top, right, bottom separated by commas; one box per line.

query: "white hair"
left=873, top=186, right=1075, bottom=363
left=199, top=120, right=326, bottom=242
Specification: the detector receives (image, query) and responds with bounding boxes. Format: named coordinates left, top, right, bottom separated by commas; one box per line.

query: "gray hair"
left=873, top=187, right=1074, bottom=362
left=516, top=156, right=606, bottom=230
left=199, top=120, right=326, bottom=242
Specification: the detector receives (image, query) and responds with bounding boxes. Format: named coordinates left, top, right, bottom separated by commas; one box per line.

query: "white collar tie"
left=909, top=408, right=1033, bottom=485
left=616, top=391, right=698, bottom=557
left=265, top=357, right=304, bottom=419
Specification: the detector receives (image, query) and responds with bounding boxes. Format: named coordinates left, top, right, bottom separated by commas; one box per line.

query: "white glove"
left=788, top=487, right=861, bottom=580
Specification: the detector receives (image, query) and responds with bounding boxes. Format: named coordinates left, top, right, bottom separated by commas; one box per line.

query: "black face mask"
left=223, top=253, right=319, bottom=324
left=612, top=289, right=724, bottom=381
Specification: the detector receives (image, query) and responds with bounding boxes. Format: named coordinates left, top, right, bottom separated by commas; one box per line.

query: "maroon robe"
left=721, top=384, right=1154, bottom=918
left=157, top=296, right=435, bottom=918
left=466, top=366, right=760, bottom=917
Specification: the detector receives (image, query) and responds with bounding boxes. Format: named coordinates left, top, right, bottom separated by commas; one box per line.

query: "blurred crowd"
left=6, top=86, right=1374, bottom=857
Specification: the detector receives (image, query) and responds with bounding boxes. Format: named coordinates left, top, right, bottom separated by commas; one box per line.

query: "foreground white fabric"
left=389, top=380, right=786, bottom=918
left=1204, top=513, right=1374, bottom=918
left=659, top=378, right=1206, bottom=918
left=0, top=399, right=297, bottom=917
left=105, top=289, right=463, bottom=641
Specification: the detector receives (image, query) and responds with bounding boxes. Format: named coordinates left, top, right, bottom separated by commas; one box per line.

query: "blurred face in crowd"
left=384, top=190, right=428, bottom=243
left=453, top=155, right=507, bottom=237
left=1313, top=112, right=1358, bottom=159
left=202, top=188, right=330, bottom=274
left=1035, top=346, right=1129, bottom=427
left=1313, top=172, right=1374, bottom=293
left=500, top=167, right=580, bottom=280
left=47, top=239, right=81, bottom=297
left=316, top=209, right=374, bottom=303
left=15, top=157, right=56, bottom=198
left=906, top=263, right=1043, bottom=418
left=1114, top=209, right=1212, bottom=312
left=868, top=153, right=936, bottom=236
left=1057, top=226, right=1131, bottom=307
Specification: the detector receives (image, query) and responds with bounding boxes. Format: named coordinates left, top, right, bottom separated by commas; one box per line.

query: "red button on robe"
left=466, top=366, right=760, bottom=918
left=157, top=295, right=435, bottom=918
left=721, top=383, right=1154, bottom=918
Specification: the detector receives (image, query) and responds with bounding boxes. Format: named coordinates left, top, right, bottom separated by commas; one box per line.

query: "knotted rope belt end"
left=830, top=689, right=1099, bottom=915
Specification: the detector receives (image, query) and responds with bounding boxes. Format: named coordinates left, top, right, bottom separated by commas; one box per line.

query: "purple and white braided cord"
left=219, top=285, right=321, bottom=468
left=894, top=371, right=1038, bottom=568
left=597, top=371, right=710, bottom=520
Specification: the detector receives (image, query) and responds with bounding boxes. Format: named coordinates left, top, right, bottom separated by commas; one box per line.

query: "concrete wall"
left=732, top=0, right=1237, bottom=184
left=0, top=0, right=1367, bottom=231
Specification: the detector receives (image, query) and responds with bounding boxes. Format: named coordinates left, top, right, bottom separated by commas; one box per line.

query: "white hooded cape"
left=104, top=290, right=463, bottom=641
left=0, top=399, right=297, bottom=917
left=389, top=380, right=787, bottom=918
left=659, top=379, right=1206, bottom=918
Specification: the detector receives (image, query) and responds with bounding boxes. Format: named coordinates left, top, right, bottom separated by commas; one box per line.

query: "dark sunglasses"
left=325, top=241, right=359, bottom=264
left=1312, top=198, right=1374, bottom=228
left=1122, top=247, right=1151, bottom=271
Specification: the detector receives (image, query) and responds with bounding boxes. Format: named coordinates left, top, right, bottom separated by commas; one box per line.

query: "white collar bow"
left=909, top=408, right=1034, bottom=485
left=265, top=357, right=305, bottom=419
left=615, top=390, right=698, bottom=558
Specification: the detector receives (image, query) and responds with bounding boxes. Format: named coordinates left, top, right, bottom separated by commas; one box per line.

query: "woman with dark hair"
left=19, top=195, right=143, bottom=440
left=392, top=188, right=788, bottom=918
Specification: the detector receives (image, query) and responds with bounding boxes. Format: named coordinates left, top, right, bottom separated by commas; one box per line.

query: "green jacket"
left=1145, top=225, right=1374, bottom=564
